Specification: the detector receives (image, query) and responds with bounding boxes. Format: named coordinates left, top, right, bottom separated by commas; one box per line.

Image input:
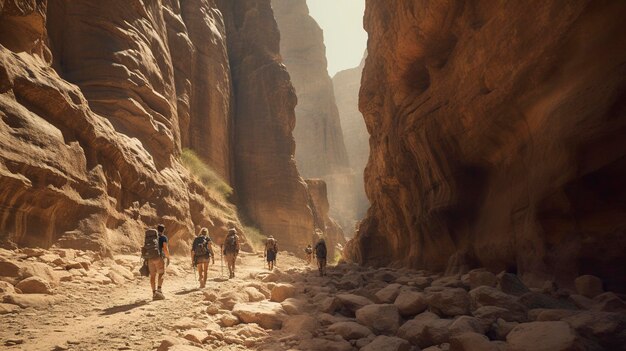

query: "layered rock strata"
left=272, top=0, right=354, bottom=234
left=0, top=0, right=336, bottom=255
left=348, top=0, right=626, bottom=292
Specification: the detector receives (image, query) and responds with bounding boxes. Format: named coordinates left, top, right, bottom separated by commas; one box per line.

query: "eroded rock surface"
left=347, top=0, right=626, bottom=292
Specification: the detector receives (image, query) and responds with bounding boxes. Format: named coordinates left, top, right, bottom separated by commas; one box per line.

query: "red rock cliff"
left=272, top=0, right=358, bottom=235
left=0, top=0, right=328, bottom=255
left=348, top=0, right=626, bottom=291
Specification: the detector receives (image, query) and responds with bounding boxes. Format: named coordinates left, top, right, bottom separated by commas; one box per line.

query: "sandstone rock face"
left=347, top=0, right=626, bottom=292
left=272, top=0, right=358, bottom=233
left=271, top=0, right=349, bottom=178
left=1, top=0, right=332, bottom=255
left=218, top=0, right=318, bottom=254
left=333, top=56, right=370, bottom=231
left=305, top=179, right=345, bottom=259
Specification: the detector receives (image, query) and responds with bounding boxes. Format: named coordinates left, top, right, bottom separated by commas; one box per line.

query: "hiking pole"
left=220, top=244, right=224, bottom=278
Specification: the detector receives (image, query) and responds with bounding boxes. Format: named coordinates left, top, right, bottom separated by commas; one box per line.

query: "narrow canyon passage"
left=1, top=247, right=625, bottom=350
left=1, top=0, right=625, bottom=350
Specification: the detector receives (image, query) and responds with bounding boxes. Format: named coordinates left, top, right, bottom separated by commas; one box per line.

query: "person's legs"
left=200, top=262, right=208, bottom=287
left=148, top=259, right=157, bottom=293
left=321, top=259, right=327, bottom=276
left=156, top=258, right=165, bottom=292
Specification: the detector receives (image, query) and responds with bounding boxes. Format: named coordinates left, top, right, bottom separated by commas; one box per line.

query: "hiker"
left=191, top=227, right=215, bottom=288
left=223, top=227, right=240, bottom=278
left=304, top=244, right=313, bottom=264
left=264, top=235, right=278, bottom=270
left=142, top=224, right=170, bottom=300
left=314, top=237, right=327, bottom=277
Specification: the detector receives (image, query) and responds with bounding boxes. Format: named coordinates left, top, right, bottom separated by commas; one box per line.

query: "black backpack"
left=142, top=229, right=161, bottom=259
left=193, top=236, right=209, bottom=257
left=266, top=238, right=277, bottom=253
left=315, top=241, right=327, bottom=259
left=224, top=234, right=238, bottom=253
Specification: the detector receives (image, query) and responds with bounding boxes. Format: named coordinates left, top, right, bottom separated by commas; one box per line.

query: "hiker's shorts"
left=196, top=255, right=211, bottom=264
left=148, top=257, right=165, bottom=275
left=266, top=250, right=276, bottom=262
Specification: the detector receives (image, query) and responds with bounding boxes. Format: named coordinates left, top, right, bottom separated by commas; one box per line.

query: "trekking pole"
left=220, top=244, right=224, bottom=278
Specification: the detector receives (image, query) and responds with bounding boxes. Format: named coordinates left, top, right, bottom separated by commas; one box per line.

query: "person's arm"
left=235, top=235, right=241, bottom=252
left=190, top=246, right=195, bottom=265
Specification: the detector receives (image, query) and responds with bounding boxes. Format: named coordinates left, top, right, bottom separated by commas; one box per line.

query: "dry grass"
left=243, top=225, right=266, bottom=253
left=181, top=149, right=232, bottom=197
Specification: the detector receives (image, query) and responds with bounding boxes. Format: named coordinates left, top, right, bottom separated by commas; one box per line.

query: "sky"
left=307, top=0, right=367, bottom=77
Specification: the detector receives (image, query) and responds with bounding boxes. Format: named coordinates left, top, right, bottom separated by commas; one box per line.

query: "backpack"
left=266, top=238, right=277, bottom=253
left=193, top=236, right=209, bottom=257
left=315, top=241, right=327, bottom=259
left=224, top=234, right=238, bottom=253
left=142, top=229, right=161, bottom=259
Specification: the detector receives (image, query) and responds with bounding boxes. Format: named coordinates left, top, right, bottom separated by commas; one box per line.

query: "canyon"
left=1, top=0, right=626, bottom=350
left=0, top=0, right=342, bottom=257
left=346, top=0, right=626, bottom=293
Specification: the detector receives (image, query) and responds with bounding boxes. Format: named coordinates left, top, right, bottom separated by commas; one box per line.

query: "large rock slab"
left=15, top=276, right=52, bottom=294
left=356, top=304, right=401, bottom=335
left=232, top=301, right=286, bottom=330
left=394, top=290, right=427, bottom=316
left=426, top=288, right=470, bottom=317
left=328, top=321, right=373, bottom=340
left=506, top=321, right=582, bottom=351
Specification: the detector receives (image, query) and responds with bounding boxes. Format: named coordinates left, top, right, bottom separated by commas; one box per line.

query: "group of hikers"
left=141, top=224, right=328, bottom=300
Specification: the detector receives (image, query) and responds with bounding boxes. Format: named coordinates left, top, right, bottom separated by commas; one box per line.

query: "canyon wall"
left=271, top=0, right=355, bottom=234
left=217, top=0, right=317, bottom=253
left=0, top=0, right=333, bottom=256
left=333, top=57, right=369, bottom=231
left=348, top=0, right=626, bottom=291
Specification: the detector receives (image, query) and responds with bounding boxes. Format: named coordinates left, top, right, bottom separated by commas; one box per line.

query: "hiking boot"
left=153, top=290, right=165, bottom=300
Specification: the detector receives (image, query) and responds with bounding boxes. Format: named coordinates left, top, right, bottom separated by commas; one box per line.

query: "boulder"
left=376, top=283, right=403, bottom=303
left=220, top=313, right=240, bottom=327
left=448, top=316, right=488, bottom=336
left=469, top=286, right=527, bottom=316
left=184, top=329, right=208, bottom=344
left=321, top=296, right=341, bottom=314
left=490, top=318, right=518, bottom=341
left=397, top=311, right=440, bottom=345
left=18, top=262, right=60, bottom=287
left=506, top=321, right=581, bottom=351
left=0, top=261, right=22, bottom=278
left=574, top=275, right=604, bottom=298
left=156, top=336, right=186, bottom=351
left=472, top=305, right=525, bottom=323
left=432, top=276, right=465, bottom=289
left=172, top=317, right=205, bottom=330
left=232, top=301, right=286, bottom=330
left=496, top=273, right=530, bottom=296
left=426, top=288, right=470, bottom=317
left=468, top=270, right=497, bottom=290
left=361, top=335, right=411, bottom=351
left=518, top=292, right=577, bottom=311
left=394, top=291, right=427, bottom=316
left=562, top=311, right=626, bottom=349
left=15, top=276, right=52, bottom=294
left=449, top=332, right=497, bottom=351
left=336, top=293, right=373, bottom=315
left=281, top=298, right=305, bottom=315
left=3, top=294, right=55, bottom=308
left=356, top=304, right=401, bottom=334
left=337, top=273, right=364, bottom=290
left=243, top=287, right=266, bottom=302
left=282, top=314, right=319, bottom=338
left=592, top=292, right=626, bottom=312
left=270, top=283, right=295, bottom=303
left=328, top=321, right=373, bottom=340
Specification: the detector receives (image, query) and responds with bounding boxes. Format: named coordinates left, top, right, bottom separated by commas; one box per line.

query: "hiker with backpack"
left=223, top=227, right=240, bottom=278
left=191, top=227, right=215, bottom=288
left=142, top=224, right=170, bottom=300
left=264, top=235, right=278, bottom=270
left=314, top=236, right=327, bottom=277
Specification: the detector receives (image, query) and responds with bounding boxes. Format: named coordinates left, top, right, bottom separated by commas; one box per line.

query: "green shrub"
left=181, top=149, right=232, bottom=196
